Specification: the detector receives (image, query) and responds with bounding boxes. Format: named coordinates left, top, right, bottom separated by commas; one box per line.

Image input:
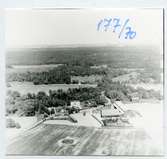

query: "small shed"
left=129, top=92, right=140, bottom=102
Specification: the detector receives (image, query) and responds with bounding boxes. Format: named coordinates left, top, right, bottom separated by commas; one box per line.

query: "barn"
left=100, top=101, right=128, bottom=126
left=100, top=102, right=124, bottom=118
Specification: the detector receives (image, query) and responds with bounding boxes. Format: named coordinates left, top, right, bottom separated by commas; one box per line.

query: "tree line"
left=98, top=77, right=162, bottom=102
left=7, top=65, right=106, bottom=85
left=6, top=87, right=105, bottom=116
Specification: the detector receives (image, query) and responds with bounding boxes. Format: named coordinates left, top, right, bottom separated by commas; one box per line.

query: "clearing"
left=7, top=82, right=97, bottom=95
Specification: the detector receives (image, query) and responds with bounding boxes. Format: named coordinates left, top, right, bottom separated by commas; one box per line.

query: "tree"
left=36, top=91, right=47, bottom=100
left=51, top=108, right=55, bottom=115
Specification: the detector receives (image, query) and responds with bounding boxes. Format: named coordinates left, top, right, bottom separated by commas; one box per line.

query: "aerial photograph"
left=5, top=9, right=164, bottom=156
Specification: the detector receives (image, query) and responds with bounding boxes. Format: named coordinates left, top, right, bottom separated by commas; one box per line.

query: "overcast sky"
left=5, top=9, right=163, bottom=48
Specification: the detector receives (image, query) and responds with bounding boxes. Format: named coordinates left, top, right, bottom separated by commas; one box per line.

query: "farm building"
left=48, top=107, right=67, bottom=115
left=100, top=101, right=129, bottom=126
left=90, top=64, right=108, bottom=69
left=71, top=75, right=103, bottom=84
left=70, top=101, right=82, bottom=109
left=100, top=102, right=124, bottom=118
left=129, top=92, right=140, bottom=102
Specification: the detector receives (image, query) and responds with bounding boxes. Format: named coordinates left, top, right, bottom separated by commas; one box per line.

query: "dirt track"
left=7, top=124, right=163, bottom=156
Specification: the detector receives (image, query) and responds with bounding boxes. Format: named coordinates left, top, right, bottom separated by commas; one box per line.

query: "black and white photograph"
left=5, top=9, right=164, bottom=156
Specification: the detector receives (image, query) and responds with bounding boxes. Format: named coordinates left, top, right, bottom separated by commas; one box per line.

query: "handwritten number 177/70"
left=97, top=18, right=136, bottom=39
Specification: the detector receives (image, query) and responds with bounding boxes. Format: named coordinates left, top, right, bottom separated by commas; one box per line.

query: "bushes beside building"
left=6, top=118, right=21, bottom=129
left=6, top=87, right=105, bottom=116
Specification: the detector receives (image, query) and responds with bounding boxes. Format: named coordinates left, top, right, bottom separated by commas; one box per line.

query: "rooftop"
left=101, top=102, right=125, bottom=117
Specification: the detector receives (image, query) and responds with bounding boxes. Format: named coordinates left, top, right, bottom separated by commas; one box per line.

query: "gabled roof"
left=114, top=101, right=127, bottom=111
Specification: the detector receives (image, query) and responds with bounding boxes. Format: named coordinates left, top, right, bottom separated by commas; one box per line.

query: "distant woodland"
left=6, top=46, right=160, bottom=68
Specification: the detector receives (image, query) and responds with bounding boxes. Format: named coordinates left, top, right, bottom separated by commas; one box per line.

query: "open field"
left=7, top=64, right=63, bottom=73
left=6, top=116, right=37, bottom=143
left=7, top=82, right=97, bottom=95
left=112, top=72, right=139, bottom=83
left=6, top=124, right=163, bottom=156
left=124, top=101, right=163, bottom=151
left=130, top=83, right=163, bottom=92
left=125, top=101, right=163, bottom=129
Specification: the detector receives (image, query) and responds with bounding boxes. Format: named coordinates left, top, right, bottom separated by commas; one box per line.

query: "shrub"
left=6, top=118, right=16, bottom=128
left=15, top=122, right=21, bottom=129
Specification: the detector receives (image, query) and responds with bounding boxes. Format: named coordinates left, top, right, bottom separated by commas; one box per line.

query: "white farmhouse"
left=70, top=101, right=82, bottom=109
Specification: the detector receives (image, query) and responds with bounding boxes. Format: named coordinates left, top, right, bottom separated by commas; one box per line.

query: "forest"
left=7, top=65, right=106, bottom=84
